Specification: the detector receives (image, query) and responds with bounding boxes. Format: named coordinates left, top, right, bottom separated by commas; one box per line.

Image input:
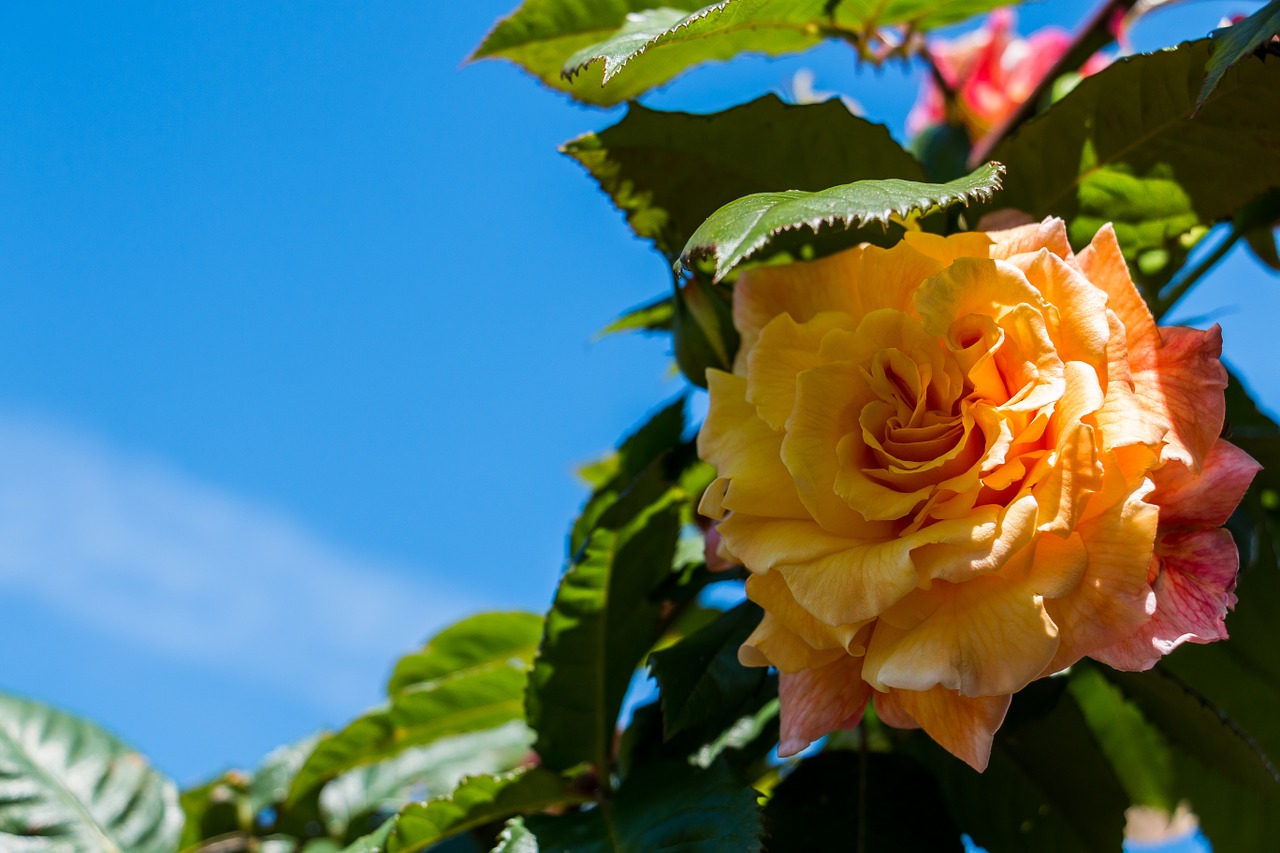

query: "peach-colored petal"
left=1076, top=223, right=1159, bottom=359
left=1131, top=325, right=1227, bottom=472
left=1012, top=249, right=1110, bottom=365
left=697, top=370, right=808, bottom=520
left=903, top=230, right=995, bottom=265
left=747, top=311, right=853, bottom=431
left=1092, top=528, right=1239, bottom=671
left=732, top=247, right=863, bottom=370
left=777, top=656, right=872, bottom=757
left=1148, top=438, right=1260, bottom=528
left=988, top=216, right=1072, bottom=261
left=874, top=687, right=1011, bottom=772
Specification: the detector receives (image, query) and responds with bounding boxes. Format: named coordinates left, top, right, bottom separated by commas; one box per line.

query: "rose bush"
left=698, top=218, right=1259, bottom=770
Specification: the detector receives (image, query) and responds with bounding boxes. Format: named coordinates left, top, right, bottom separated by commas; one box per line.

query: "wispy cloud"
left=0, top=410, right=474, bottom=712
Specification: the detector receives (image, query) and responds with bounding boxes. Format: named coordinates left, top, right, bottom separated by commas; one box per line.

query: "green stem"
left=1155, top=225, right=1244, bottom=320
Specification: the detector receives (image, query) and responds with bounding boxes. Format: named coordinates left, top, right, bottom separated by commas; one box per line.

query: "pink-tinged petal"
left=1132, top=325, right=1227, bottom=472
left=1149, top=439, right=1260, bottom=528
left=874, top=687, right=1011, bottom=772
left=1076, top=223, right=1159, bottom=360
left=777, top=656, right=871, bottom=757
left=1092, top=528, right=1240, bottom=671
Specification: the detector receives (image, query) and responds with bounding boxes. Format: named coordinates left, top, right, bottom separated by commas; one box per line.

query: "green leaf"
left=987, top=39, right=1280, bottom=260
left=289, top=613, right=543, bottom=803
left=525, top=758, right=761, bottom=852
left=1066, top=667, right=1174, bottom=811
left=596, top=294, right=673, bottom=339
left=648, top=601, right=768, bottom=739
left=673, top=276, right=737, bottom=387
left=320, top=722, right=536, bottom=840
left=1197, top=0, right=1280, bottom=108
left=564, top=94, right=925, bottom=261
left=388, top=613, right=544, bottom=696
left=492, top=817, right=539, bottom=853
left=472, top=0, right=710, bottom=107
left=0, top=692, right=183, bottom=853
left=680, top=162, right=1006, bottom=281
left=1238, top=189, right=1280, bottom=271
left=557, top=0, right=1013, bottom=107
left=362, top=768, right=573, bottom=853
left=900, top=679, right=1127, bottom=853
left=762, top=751, right=963, bottom=852
left=528, top=491, right=683, bottom=773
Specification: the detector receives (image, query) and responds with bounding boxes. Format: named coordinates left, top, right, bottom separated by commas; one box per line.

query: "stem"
left=857, top=727, right=869, bottom=853
left=1155, top=225, right=1244, bottom=319
left=969, top=0, right=1140, bottom=166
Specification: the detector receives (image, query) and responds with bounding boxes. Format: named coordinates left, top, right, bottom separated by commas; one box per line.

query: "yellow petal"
left=874, top=687, right=1011, bottom=772
left=697, top=370, right=808, bottom=519
left=746, top=311, right=852, bottom=431
left=903, top=230, right=995, bottom=265
left=732, top=247, right=863, bottom=370
left=740, top=570, right=867, bottom=671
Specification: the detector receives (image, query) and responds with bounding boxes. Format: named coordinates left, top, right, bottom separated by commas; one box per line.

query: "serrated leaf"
left=1198, top=0, right=1280, bottom=108
left=565, top=95, right=926, bottom=261
left=680, top=162, right=1005, bottom=281
left=492, top=817, right=538, bottom=853
left=289, top=613, right=543, bottom=803
left=986, top=39, right=1280, bottom=260
left=648, top=601, right=768, bottom=738
left=321, top=722, right=536, bottom=840
left=525, top=758, right=761, bottom=852
left=1066, top=667, right=1175, bottom=811
left=0, top=692, right=183, bottom=853
left=762, top=751, right=963, bottom=852
left=357, top=768, right=573, bottom=853
left=556, top=0, right=1014, bottom=106
left=529, top=491, right=683, bottom=773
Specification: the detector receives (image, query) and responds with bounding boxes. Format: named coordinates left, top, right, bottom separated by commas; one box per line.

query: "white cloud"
left=0, top=410, right=475, bottom=712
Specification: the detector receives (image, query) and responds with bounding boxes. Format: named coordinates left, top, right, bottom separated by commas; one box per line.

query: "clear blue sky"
left=0, top=4, right=1270, bottom=825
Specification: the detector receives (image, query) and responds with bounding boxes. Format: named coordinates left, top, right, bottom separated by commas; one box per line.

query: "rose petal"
left=777, top=656, right=872, bottom=757
left=1149, top=438, right=1260, bottom=528
left=874, top=687, right=1011, bottom=772
left=1131, top=324, right=1227, bottom=473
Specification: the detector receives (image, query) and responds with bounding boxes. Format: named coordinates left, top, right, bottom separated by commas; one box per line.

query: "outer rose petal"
left=874, top=688, right=1011, bottom=772
left=987, top=216, right=1072, bottom=261
left=777, top=656, right=872, bottom=757
left=1076, top=223, right=1160, bottom=359
left=1093, top=528, right=1240, bottom=671
left=1149, top=438, right=1260, bottom=527
left=1131, top=325, right=1228, bottom=472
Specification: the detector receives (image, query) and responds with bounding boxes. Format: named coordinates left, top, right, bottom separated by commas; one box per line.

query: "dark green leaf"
left=1238, top=189, right=1280, bottom=271
left=558, top=0, right=1014, bottom=107
left=899, top=679, right=1127, bottom=852
left=361, top=768, right=573, bottom=853
left=649, top=601, right=767, bottom=738
left=525, top=758, right=761, bottom=852
left=987, top=39, right=1280, bottom=260
left=673, top=277, right=737, bottom=387
left=1066, top=667, right=1174, bottom=811
left=529, top=492, right=683, bottom=773
left=762, top=751, right=963, bottom=852
left=179, top=773, right=249, bottom=850
left=680, top=162, right=1005, bottom=281
left=596, top=295, right=673, bottom=339
left=564, top=95, right=925, bottom=261
left=290, top=613, right=543, bottom=803
left=1197, top=0, right=1280, bottom=108
left=0, top=692, right=183, bottom=853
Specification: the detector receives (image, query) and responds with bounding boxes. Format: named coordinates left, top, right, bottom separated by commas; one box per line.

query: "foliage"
left=11, top=2, right=1280, bottom=852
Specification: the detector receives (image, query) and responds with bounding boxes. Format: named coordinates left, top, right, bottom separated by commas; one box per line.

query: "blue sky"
left=0, top=5, right=1271, bottom=832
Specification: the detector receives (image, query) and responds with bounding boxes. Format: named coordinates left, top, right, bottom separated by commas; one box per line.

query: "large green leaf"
left=1198, top=0, right=1280, bottom=108
left=524, top=758, right=761, bottom=851
left=564, top=94, right=926, bottom=262
left=347, top=768, right=574, bottom=853
left=289, top=612, right=543, bottom=803
left=320, top=722, right=536, bottom=841
left=762, top=751, right=963, bottom=852
left=680, top=162, right=1006, bottom=281
left=648, top=601, right=768, bottom=739
left=556, top=0, right=1014, bottom=106
left=0, top=693, right=182, bottom=853
left=528, top=490, right=683, bottom=773
left=986, top=39, right=1280, bottom=259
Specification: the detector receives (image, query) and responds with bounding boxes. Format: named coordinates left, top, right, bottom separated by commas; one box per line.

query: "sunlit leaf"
left=680, top=162, right=1005, bottom=280
left=0, top=692, right=183, bottom=853
left=1197, top=0, right=1280, bottom=108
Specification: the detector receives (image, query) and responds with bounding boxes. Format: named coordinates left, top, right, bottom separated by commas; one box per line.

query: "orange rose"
left=697, top=219, right=1258, bottom=770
